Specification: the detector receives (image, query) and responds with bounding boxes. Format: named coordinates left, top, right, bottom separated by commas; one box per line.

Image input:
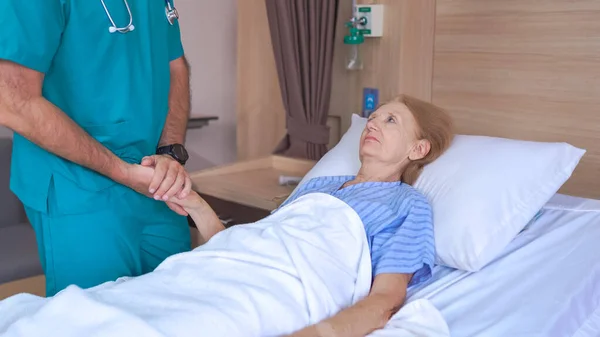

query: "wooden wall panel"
left=329, top=0, right=436, bottom=133
left=236, top=0, right=436, bottom=158
left=328, top=0, right=361, bottom=134
left=433, top=0, right=600, bottom=199
left=357, top=0, right=436, bottom=101
left=236, top=0, right=286, bottom=161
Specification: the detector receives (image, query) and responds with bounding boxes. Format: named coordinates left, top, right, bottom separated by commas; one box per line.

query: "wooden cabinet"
left=193, top=193, right=271, bottom=228
left=187, top=155, right=316, bottom=244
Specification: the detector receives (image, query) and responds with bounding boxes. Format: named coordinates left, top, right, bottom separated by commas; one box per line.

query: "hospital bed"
left=1, top=126, right=598, bottom=337
left=287, top=120, right=600, bottom=336
left=1, top=157, right=597, bottom=335
left=402, top=193, right=600, bottom=336
left=0, top=194, right=597, bottom=337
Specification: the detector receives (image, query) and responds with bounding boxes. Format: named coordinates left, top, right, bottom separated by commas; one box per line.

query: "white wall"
left=179, top=0, right=238, bottom=171
left=1, top=1, right=238, bottom=172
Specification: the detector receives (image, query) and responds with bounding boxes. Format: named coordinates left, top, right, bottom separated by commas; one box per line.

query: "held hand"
left=140, top=154, right=192, bottom=201
left=120, top=163, right=189, bottom=216
left=167, top=190, right=205, bottom=214
left=169, top=191, right=226, bottom=243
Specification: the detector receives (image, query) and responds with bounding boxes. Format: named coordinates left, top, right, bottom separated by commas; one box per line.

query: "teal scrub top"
left=0, top=0, right=184, bottom=214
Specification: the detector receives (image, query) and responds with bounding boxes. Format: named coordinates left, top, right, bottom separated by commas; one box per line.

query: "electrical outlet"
left=363, top=88, right=379, bottom=117
left=354, top=4, right=384, bottom=37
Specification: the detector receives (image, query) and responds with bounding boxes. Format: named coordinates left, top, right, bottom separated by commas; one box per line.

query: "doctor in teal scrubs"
left=0, top=0, right=194, bottom=296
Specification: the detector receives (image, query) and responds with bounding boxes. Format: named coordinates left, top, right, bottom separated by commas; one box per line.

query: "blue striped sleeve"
left=274, top=176, right=332, bottom=211
left=372, top=197, right=435, bottom=287
left=276, top=185, right=304, bottom=211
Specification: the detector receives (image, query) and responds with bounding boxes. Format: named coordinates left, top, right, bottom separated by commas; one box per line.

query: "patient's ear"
left=409, top=139, right=431, bottom=161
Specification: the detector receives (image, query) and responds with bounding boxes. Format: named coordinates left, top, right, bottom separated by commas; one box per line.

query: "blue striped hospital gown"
left=276, top=175, right=435, bottom=287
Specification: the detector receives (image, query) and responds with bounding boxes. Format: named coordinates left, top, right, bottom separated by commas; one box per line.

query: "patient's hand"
left=168, top=191, right=206, bottom=212
left=131, top=164, right=224, bottom=242
left=128, top=163, right=189, bottom=216
left=169, top=192, right=225, bottom=244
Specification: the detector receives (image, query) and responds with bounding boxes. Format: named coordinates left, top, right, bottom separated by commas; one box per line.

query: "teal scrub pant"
left=25, top=179, right=191, bottom=297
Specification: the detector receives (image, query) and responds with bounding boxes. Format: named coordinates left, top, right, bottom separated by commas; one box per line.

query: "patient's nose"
left=367, top=119, right=380, bottom=131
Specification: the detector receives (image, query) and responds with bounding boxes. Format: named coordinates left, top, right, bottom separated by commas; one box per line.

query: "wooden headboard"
left=433, top=0, right=600, bottom=199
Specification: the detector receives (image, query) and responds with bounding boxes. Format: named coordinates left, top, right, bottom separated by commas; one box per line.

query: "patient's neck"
left=353, top=161, right=403, bottom=184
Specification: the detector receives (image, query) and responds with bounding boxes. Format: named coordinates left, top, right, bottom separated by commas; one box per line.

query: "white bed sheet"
left=405, top=194, right=600, bottom=337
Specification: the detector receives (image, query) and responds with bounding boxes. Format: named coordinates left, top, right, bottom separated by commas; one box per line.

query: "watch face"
left=173, top=144, right=189, bottom=161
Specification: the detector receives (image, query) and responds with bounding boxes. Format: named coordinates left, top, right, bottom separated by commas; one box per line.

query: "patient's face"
left=359, top=102, right=420, bottom=165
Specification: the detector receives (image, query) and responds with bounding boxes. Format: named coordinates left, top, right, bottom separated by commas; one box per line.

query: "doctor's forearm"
left=2, top=97, right=127, bottom=182
left=159, top=56, right=190, bottom=146
left=0, top=61, right=128, bottom=182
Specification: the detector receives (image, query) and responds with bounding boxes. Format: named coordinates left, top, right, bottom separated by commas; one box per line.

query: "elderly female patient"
left=0, top=94, right=452, bottom=336
left=173, top=94, right=453, bottom=336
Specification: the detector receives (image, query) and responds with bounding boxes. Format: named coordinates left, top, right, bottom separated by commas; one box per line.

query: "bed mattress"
left=406, top=194, right=600, bottom=337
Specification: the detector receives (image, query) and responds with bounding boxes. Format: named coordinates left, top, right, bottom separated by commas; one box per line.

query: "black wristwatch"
left=156, top=144, right=189, bottom=165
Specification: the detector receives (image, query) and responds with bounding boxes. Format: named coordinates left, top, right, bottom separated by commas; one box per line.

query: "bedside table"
left=188, top=155, right=316, bottom=230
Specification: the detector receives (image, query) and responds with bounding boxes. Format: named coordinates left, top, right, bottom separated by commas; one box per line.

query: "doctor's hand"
left=140, top=154, right=192, bottom=215
left=119, top=164, right=188, bottom=216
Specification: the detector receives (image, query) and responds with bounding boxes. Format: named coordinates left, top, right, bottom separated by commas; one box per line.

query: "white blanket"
left=0, top=193, right=448, bottom=337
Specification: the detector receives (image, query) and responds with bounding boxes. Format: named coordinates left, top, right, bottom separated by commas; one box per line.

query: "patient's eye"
left=386, top=116, right=396, bottom=123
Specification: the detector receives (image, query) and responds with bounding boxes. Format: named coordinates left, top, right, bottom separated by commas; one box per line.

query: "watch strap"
left=156, top=144, right=188, bottom=165
left=156, top=145, right=172, bottom=156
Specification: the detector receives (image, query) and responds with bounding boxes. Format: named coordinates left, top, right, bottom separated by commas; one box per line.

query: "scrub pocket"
left=50, top=173, right=131, bottom=216
left=49, top=119, right=137, bottom=215
left=81, top=120, right=131, bottom=153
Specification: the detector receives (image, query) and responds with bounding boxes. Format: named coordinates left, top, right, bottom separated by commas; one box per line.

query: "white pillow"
left=295, top=114, right=367, bottom=187
left=291, top=114, right=586, bottom=272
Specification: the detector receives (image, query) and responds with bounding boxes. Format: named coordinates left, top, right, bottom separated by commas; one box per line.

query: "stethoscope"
left=100, top=0, right=179, bottom=34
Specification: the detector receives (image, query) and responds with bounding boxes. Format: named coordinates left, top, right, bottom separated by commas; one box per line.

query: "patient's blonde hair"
left=382, top=94, right=454, bottom=185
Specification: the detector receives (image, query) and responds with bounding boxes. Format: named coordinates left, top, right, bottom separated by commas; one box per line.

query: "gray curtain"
left=265, top=0, right=339, bottom=160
